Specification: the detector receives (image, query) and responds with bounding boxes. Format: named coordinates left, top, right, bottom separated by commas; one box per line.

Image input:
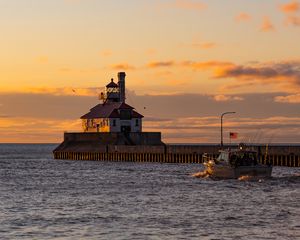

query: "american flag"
left=230, top=132, right=238, bottom=139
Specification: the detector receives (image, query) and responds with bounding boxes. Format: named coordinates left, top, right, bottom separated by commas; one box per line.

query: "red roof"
left=132, top=110, right=144, bottom=118
left=81, top=102, right=144, bottom=119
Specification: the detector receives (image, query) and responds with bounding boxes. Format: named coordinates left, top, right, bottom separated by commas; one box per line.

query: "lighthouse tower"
left=103, top=78, right=119, bottom=103
left=81, top=72, right=143, bottom=133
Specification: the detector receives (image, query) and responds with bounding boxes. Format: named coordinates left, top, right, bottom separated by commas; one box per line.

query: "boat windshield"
left=217, top=152, right=228, bottom=161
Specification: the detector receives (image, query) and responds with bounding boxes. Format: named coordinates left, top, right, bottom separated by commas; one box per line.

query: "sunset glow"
left=0, top=0, right=300, bottom=143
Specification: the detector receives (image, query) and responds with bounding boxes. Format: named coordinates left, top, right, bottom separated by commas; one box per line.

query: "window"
left=113, top=119, right=116, bottom=127
left=88, top=119, right=94, bottom=128
left=135, top=119, right=139, bottom=126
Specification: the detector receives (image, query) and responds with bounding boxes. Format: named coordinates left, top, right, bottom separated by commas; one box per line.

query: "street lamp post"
left=221, top=111, right=236, bottom=148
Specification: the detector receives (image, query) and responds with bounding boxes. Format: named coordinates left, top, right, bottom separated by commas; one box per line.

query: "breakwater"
left=53, top=151, right=300, bottom=167
left=53, top=133, right=300, bottom=167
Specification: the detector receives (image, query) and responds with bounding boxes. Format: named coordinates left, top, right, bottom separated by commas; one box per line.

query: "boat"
left=203, top=145, right=272, bottom=179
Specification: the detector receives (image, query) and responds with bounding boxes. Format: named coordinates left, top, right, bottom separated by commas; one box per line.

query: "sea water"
left=0, top=144, right=299, bottom=240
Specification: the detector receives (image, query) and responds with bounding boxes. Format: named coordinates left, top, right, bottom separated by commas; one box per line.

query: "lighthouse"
left=81, top=72, right=144, bottom=133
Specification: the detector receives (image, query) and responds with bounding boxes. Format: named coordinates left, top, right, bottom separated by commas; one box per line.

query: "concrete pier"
left=53, top=133, right=300, bottom=167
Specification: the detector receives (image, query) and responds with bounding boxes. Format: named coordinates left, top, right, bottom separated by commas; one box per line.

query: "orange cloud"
left=32, top=87, right=100, bottom=96
left=2, top=114, right=300, bottom=143
left=0, top=117, right=81, bottom=143
left=182, top=59, right=300, bottom=93
left=280, top=1, right=300, bottom=13
left=147, top=61, right=175, bottom=68
left=110, top=63, right=136, bottom=70
left=212, top=61, right=300, bottom=94
left=1, top=91, right=300, bottom=143
left=0, top=87, right=100, bottom=97
left=213, top=94, right=244, bottom=102
left=181, top=60, right=234, bottom=70
left=260, top=16, right=275, bottom=32
left=278, top=0, right=300, bottom=27
left=235, top=12, right=251, bottom=22
left=285, top=15, right=300, bottom=26
left=213, top=61, right=300, bottom=82
left=280, top=1, right=300, bottom=27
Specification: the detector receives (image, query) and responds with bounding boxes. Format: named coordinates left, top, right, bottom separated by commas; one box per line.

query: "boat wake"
left=192, top=170, right=209, bottom=178
left=238, top=175, right=264, bottom=182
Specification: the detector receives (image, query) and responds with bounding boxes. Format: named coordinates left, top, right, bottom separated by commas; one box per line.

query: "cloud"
left=0, top=115, right=10, bottom=118
left=285, top=15, right=300, bottom=26
left=279, top=1, right=300, bottom=27
left=1, top=91, right=300, bottom=143
left=144, top=115, right=300, bottom=143
left=213, top=61, right=300, bottom=82
left=110, top=63, right=136, bottom=70
left=181, top=60, right=234, bottom=70
left=260, top=16, right=275, bottom=32
left=279, top=1, right=300, bottom=13
left=191, top=42, right=216, bottom=49
left=147, top=61, right=175, bottom=68
left=2, top=115, right=299, bottom=143
left=235, top=12, right=251, bottom=22
left=0, top=117, right=81, bottom=143
left=182, top=60, right=300, bottom=92
left=25, top=87, right=99, bottom=96
left=145, top=117, right=173, bottom=122
left=213, top=95, right=244, bottom=102
left=0, top=92, right=97, bottom=120
left=274, top=93, right=300, bottom=103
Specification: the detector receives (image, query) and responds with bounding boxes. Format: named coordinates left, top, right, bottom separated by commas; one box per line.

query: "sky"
left=0, top=0, right=300, bottom=143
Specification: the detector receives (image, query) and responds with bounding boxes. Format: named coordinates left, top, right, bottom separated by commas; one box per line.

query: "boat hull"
left=206, top=164, right=272, bottom=179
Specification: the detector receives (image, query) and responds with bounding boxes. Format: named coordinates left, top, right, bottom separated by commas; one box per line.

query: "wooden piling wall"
left=53, top=151, right=300, bottom=167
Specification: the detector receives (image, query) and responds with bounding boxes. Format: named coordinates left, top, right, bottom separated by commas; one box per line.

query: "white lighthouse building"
left=81, top=72, right=144, bottom=133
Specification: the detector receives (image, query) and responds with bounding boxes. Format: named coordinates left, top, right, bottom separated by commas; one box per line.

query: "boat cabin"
left=217, top=149, right=258, bottom=167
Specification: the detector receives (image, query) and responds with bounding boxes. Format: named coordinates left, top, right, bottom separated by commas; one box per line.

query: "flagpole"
left=221, top=112, right=236, bottom=148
